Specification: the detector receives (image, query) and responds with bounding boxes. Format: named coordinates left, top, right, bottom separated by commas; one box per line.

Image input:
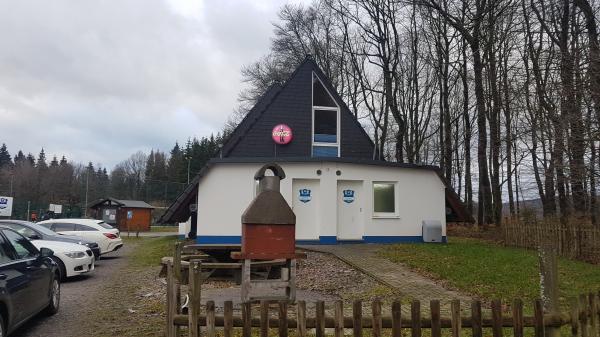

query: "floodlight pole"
left=187, top=158, right=191, bottom=184
left=84, top=170, right=89, bottom=217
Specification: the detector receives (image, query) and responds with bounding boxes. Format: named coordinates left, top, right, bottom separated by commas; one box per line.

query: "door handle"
left=0, top=274, right=7, bottom=280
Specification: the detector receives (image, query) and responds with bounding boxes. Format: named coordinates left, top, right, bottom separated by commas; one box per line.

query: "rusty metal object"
left=241, top=163, right=296, bottom=260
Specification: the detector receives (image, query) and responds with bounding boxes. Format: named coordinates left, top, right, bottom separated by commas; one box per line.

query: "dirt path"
left=12, top=245, right=133, bottom=337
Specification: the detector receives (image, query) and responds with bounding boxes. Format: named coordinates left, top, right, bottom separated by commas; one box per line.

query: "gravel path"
left=12, top=245, right=132, bottom=337
left=300, top=244, right=472, bottom=315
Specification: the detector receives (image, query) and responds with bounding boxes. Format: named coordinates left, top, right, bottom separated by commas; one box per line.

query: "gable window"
left=373, top=182, right=398, bottom=217
left=312, top=73, right=340, bottom=157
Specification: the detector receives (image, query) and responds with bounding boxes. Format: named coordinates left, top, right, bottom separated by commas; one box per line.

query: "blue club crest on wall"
left=298, top=189, right=312, bottom=203
left=343, top=189, right=355, bottom=203
left=0, top=198, right=7, bottom=209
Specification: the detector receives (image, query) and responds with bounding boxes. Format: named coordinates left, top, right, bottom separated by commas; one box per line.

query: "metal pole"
left=26, top=201, right=30, bottom=221
left=84, top=170, right=89, bottom=217
left=9, top=174, right=13, bottom=196
left=187, top=158, right=191, bottom=184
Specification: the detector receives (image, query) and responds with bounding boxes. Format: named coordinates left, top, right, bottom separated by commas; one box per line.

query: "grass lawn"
left=150, top=225, right=179, bottom=232
left=378, top=237, right=600, bottom=310
left=125, top=235, right=179, bottom=267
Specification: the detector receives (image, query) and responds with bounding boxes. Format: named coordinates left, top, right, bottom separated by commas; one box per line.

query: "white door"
left=337, top=180, right=364, bottom=240
left=292, top=179, right=319, bottom=240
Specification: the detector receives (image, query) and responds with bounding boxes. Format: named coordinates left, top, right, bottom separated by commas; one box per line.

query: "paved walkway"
left=300, top=244, right=472, bottom=315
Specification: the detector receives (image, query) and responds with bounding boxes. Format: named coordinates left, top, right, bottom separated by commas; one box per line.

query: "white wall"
left=195, top=162, right=446, bottom=241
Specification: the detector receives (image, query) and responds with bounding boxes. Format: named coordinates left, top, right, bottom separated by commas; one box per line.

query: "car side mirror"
left=40, top=247, right=54, bottom=258
left=29, top=234, right=42, bottom=240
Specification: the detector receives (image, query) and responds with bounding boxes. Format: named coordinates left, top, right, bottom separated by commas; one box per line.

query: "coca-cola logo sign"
left=272, top=124, right=293, bottom=145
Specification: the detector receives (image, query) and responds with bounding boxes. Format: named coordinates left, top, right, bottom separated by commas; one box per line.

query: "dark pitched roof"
left=88, top=198, right=155, bottom=210
left=220, top=55, right=376, bottom=159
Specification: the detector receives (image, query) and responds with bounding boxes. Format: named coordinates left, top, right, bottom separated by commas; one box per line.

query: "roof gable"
left=221, top=56, right=375, bottom=159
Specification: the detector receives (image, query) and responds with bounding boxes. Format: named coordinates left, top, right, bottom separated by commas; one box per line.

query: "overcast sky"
left=0, top=0, right=308, bottom=169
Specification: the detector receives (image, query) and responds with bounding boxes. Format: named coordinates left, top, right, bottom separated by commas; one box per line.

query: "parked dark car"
left=0, top=227, right=60, bottom=336
left=0, top=220, right=101, bottom=260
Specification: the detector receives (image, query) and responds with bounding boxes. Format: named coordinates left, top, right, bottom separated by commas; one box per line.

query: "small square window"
left=373, top=182, right=396, bottom=215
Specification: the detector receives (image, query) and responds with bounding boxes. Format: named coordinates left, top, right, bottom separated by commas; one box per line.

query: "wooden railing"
left=165, top=259, right=600, bottom=337
left=502, top=218, right=600, bottom=263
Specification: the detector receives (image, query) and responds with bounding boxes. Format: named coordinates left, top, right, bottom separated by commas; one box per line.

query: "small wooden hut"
left=88, top=198, right=155, bottom=231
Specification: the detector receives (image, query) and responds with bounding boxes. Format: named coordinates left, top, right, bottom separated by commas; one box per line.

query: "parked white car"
left=37, top=219, right=123, bottom=255
left=30, top=240, right=95, bottom=280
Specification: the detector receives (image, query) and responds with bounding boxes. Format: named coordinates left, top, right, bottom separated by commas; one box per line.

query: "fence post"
left=373, top=298, right=382, bottom=337
left=513, top=298, right=524, bottom=337
left=242, top=301, right=252, bottom=337
left=431, top=300, right=441, bottom=337
left=590, top=293, right=598, bottom=337
left=316, top=300, right=325, bottom=337
left=570, top=297, right=580, bottom=337
left=188, top=260, right=201, bottom=337
left=297, top=300, right=307, bottom=337
left=580, top=293, right=589, bottom=337
left=392, top=300, right=402, bottom=337
left=451, top=300, right=461, bottom=337
left=335, top=300, right=344, bottom=337
left=492, top=299, right=503, bottom=337
left=353, top=300, right=362, bottom=337
left=279, top=301, right=288, bottom=337
left=173, top=242, right=182, bottom=282
left=165, top=261, right=175, bottom=337
left=411, top=300, right=421, bottom=337
left=534, top=299, right=545, bottom=337
left=260, top=300, right=269, bottom=337
left=206, top=300, right=216, bottom=337
left=224, top=300, right=233, bottom=337
left=471, top=300, right=482, bottom=337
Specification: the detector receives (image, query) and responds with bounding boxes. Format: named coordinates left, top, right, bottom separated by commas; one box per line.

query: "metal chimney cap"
left=254, top=163, right=286, bottom=181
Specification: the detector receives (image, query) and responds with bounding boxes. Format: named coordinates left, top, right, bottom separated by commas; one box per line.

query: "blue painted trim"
left=319, top=236, right=337, bottom=244
left=362, top=236, right=422, bottom=243
left=194, top=235, right=447, bottom=245
left=196, top=236, right=241, bottom=244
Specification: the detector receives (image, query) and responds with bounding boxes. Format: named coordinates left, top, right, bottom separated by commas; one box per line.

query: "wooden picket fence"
left=502, top=218, right=600, bottom=263
left=165, top=260, right=600, bottom=337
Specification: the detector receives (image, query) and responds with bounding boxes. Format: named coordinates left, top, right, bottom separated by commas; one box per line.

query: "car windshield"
left=97, top=221, right=114, bottom=229
left=29, top=223, right=60, bottom=236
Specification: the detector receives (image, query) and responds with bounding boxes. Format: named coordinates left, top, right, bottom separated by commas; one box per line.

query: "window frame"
left=311, top=73, right=340, bottom=157
left=372, top=181, right=399, bottom=218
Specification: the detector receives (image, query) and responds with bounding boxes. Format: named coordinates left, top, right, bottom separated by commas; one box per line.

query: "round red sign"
left=272, top=124, right=293, bottom=145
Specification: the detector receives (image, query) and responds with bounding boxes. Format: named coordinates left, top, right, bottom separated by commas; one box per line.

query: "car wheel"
left=51, top=257, right=67, bottom=281
left=44, top=277, right=60, bottom=315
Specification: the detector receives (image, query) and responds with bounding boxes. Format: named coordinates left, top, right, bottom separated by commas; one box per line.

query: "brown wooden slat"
left=260, top=300, right=269, bottom=337
left=412, top=300, right=422, bottom=337
left=431, top=300, right=441, bottom=337
left=534, top=299, right=544, bottom=337
left=224, top=301, right=233, bottom=337
left=392, top=300, right=402, bottom=337
left=206, top=300, right=216, bottom=337
left=316, top=300, right=325, bottom=337
left=279, top=301, right=288, bottom=337
left=353, top=300, right=362, bottom=337
left=471, top=300, right=482, bottom=337
left=492, top=299, right=503, bottom=337
left=513, top=298, right=524, bottom=337
left=242, top=302, right=252, bottom=337
left=451, top=299, right=461, bottom=337
left=335, top=300, right=344, bottom=337
left=373, top=298, right=382, bottom=337
left=297, top=300, right=307, bottom=337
